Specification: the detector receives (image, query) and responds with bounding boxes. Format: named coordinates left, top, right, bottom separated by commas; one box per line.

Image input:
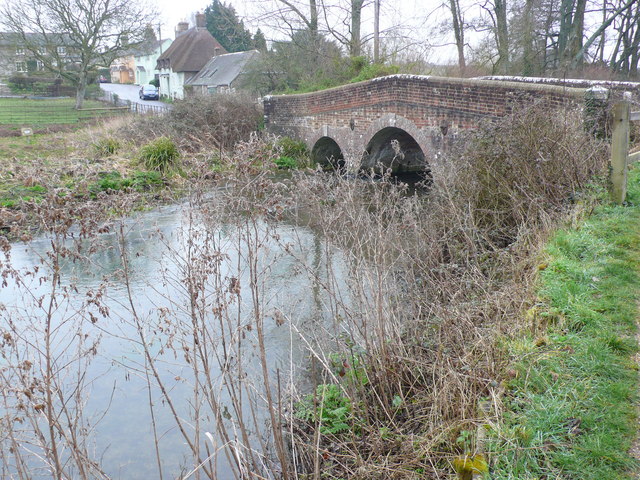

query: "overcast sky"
left=155, top=0, right=426, bottom=38
left=154, top=0, right=449, bottom=62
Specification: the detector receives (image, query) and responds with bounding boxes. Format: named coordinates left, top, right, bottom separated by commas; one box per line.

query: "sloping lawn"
left=490, top=165, right=640, bottom=479
left=0, top=97, right=126, bottom=128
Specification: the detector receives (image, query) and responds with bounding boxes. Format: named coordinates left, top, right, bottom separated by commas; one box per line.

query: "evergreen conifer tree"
left=204, top=0, right=253, bottom=52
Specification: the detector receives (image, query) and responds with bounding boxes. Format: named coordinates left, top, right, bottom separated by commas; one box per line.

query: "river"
left=0, top=192, right=351, bottom=479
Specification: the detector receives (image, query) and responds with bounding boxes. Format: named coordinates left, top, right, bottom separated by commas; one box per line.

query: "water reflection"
left=1, top=198, right=348, bottom=479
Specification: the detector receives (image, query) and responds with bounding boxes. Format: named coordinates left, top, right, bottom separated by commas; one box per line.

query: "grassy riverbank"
left=1, top=97, right=628, bottom=479
left=490, top=165, right=640, bottom=479
left=0, top=122, right=179, bottom=236
left=0, top=95, right=288, bottom=238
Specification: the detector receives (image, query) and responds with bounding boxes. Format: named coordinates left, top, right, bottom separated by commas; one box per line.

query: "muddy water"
left=2, top=199, right=349, bottom=479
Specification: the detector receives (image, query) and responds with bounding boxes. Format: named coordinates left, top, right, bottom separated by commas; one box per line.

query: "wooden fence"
left=610, top=102, right=640, bottom=203
left=0, top=98, right=129, bottom=128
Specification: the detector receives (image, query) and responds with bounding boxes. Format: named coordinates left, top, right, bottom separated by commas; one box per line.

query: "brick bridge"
left=263, top=75, right=601, bottom=173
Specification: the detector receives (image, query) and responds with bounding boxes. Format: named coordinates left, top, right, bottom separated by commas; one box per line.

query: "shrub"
left=164, top=94, right=262, bottom=152
left=349, top=62, right=400, bottom=84
left=139, top=137, right=179, bottom=173
left=273, top=156, right=298, bottom=169
left=295, top=384, right=353, bottom=435
left=115, top=94, right=261, bottom=154
left=129, top=171, right=163, bottom=190
left=271, top=137, right=309, bottom=169
left=94, top=137, right=120, bottom=157
left=277, top=137, right=308, bottom=159
left=7, top=75, right=75, bottom=96
left=88, top=170, right=163, bottom=196
left=84, top=83, right=101, bottom=99
left=149, top=78, right=159, bottom=88
left=89, top=171, right=124, bottom=195
left=453, top=103, right=608, bottom=247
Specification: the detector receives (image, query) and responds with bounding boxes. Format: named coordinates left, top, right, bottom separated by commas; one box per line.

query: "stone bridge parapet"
left=264, top=75, right=592, bottom=172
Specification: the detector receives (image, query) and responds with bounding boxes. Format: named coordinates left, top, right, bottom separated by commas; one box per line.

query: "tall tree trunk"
left=350, top=0, right=364, bottom=56
left=629, top=5, right=640, bottom=76
left=449, top=0, right=466, bottom=74
left=374, top=0, right=380, bottom=62
left=619, top=8, right=634, bottom=74
left=493, top=0, right=509, bottom=73
left=610, top=25, right=625, bottom=71
left=610, top=1, right=640, bottom=76
left=558, top=0, right=575, bottom=58
left=75, top=71, right=86, bottom=109
left=543, top=1, right=557, bottom=71
left=522, top=0, right=535, bottom=75
left=572, top=0, right=637, bottom=68
left=599, top=0, right=606, bottom=63
left=563, top=0, right=586, bottom=68
left=310, top=0, right=318, bottom=35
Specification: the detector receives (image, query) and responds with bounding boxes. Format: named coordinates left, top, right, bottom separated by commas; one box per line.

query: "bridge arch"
left=361, top=115, right=431, bottom=174
left=311, top=136, right=346, bottom=171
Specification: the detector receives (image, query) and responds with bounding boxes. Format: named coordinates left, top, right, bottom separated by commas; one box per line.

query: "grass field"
left=0, top=97, right=127, bottom=128
left=489, top=165, right=640, bottom=479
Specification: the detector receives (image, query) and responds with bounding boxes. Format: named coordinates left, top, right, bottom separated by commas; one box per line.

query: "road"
left=99, top=83, right=167, bottom=108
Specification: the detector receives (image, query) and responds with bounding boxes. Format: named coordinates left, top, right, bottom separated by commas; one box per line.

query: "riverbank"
left=0, top=94, right=264, bottom=241
left=0, top=102, right=624, bottom=478
left=0, top=120, right=170, bottom=238
left=0, top=120, right=270, bottom=240
left=490, top=164, right=640, bottom=479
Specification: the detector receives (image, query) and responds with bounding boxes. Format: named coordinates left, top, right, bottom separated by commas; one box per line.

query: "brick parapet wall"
left=477, top=75, right=640, bottom=99
left=264, top=75, right=590, bottom=166
left=265, top=75, right=584, bottom=121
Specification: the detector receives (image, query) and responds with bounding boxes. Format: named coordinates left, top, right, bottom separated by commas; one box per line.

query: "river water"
left=1, top=195, right=351, bottom=479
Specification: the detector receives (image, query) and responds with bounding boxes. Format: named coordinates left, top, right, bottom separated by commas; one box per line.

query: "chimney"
left=175, top=21, right=189, bottom=37
left=214, top=47, right=221, bottom=56
left=195, top=12, right=206, bottom=29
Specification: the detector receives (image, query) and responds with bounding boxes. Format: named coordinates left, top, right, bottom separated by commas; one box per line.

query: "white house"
left=156, top=14, right=226, bottom=99
left=135, top=38, right=172, bottom=86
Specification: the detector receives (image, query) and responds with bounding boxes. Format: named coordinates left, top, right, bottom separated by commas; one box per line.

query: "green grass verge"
left=0, top=171, right=164, bottom=211
left=0, top=133, right=75, bottom=160
left=0, top=97, right=125, bottom=126
left=88, top=170, right=163, bottom=197
left=489, top=165, right=640, bottom=479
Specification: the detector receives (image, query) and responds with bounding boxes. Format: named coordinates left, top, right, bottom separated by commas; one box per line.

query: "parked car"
left=139, top=84, right=159, bottom=100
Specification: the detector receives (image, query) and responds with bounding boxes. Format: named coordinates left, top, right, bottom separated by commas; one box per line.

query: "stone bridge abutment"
left=263, top=75, right=606, bottom=174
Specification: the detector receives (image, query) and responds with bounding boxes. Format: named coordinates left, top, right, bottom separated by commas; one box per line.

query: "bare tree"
left=1, top=0, right=156, bottom=108
left=610, top=0, right=640, bottom=75
left=474, top=0, right=510, bottom=73
left=575, top=0, right=637, bottom=70
left=449, top=0, right=466, bottom=73
left=349, top=0, right=365, bottom=56
left=319, top=0, right=365, bottom=56
left=493, top=0, right=509, bottom=72
left=373, top=0, right=380, bottom=62
left=252, top=0, right=321, bottom=38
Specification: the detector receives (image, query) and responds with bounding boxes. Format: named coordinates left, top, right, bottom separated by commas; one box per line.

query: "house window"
left=16, top=47, right=25, bottom=55
left=38, top=47, right=47, bottom=55
left=57, top=46, right=66, bottom=55
left=37, top=61, right=44, bottom=71
left=15, top=61, right=27, bottom=72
